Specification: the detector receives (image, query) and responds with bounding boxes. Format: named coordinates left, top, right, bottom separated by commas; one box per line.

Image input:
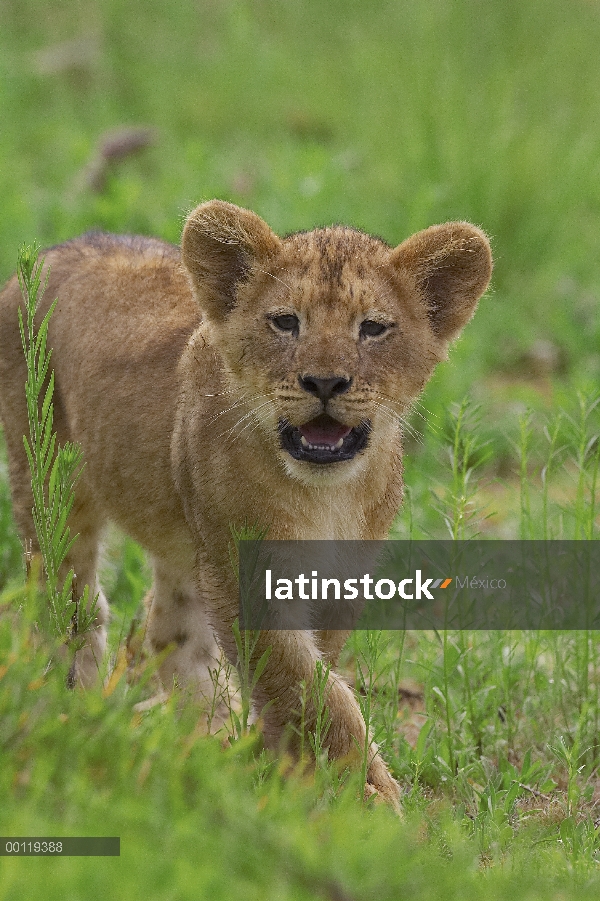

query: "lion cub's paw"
left=366, top=756, right=403, bottom=815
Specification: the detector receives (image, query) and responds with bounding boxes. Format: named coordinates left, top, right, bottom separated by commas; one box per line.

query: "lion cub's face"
left=215, top=230, right=444, bottom=483
left=182, top=202, right=492, bottom=484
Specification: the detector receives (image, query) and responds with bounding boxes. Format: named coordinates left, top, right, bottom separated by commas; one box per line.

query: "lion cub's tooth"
left=301, top=435, right=309, bottom=448
left=334, top=437, right=344, bottom=449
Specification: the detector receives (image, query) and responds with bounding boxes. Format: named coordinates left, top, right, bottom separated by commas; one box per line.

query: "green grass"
left=2, top=0, right=600, bottom=897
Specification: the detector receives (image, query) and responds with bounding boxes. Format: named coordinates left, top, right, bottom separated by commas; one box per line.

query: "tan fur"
left=0, top=202, right=492, bottom=808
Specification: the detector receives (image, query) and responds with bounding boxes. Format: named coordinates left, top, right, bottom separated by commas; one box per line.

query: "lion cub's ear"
left=182, top=200, right=281, bottom=320
left=390, top=223, right=492, bottom=342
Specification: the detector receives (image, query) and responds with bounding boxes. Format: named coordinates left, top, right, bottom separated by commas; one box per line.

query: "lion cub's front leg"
left=201, top=583, right=401, bottom=808
left=254, top=630, right=401, bottom=808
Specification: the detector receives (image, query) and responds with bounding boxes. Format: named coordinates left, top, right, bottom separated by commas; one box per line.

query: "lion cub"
left=0, top=201, right=492, bottom=807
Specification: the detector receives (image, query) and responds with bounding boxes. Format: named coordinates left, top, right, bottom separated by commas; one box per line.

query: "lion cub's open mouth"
left=279, top=414, right=370, bottom=464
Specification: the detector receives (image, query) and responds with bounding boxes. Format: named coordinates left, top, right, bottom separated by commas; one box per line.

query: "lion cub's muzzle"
left=278, top=414, right=371, bottom=464
left=278, top=372, right=370, bottom=464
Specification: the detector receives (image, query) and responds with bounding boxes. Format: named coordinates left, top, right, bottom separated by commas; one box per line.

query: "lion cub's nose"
left=298, top=375, right=352, bottom=404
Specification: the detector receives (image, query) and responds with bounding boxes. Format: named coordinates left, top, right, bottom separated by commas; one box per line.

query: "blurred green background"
left=2, top=4, right=600, bottom=898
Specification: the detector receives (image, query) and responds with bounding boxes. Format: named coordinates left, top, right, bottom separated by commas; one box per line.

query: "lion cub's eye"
left=269, top=313, right=300, bottom=336
left=359, top=319, right=390, bottom=340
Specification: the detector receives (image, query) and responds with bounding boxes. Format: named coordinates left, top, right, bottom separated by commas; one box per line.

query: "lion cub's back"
left=0, top=231, right=198, bottom=376
left=0, top=232, right=201, bottom=558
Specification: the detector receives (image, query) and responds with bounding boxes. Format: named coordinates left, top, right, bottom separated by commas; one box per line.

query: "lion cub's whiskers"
left=370, top=398, right=423, bottom=444
left=207, top=390, right=276, bottom=427
left=410, top=397, right=436, bottom=423
left=227, top=414, right=268, bottom=446
left=369, top=391, right=428, bottom=441
left=217, top=397, right=275, bottom=443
